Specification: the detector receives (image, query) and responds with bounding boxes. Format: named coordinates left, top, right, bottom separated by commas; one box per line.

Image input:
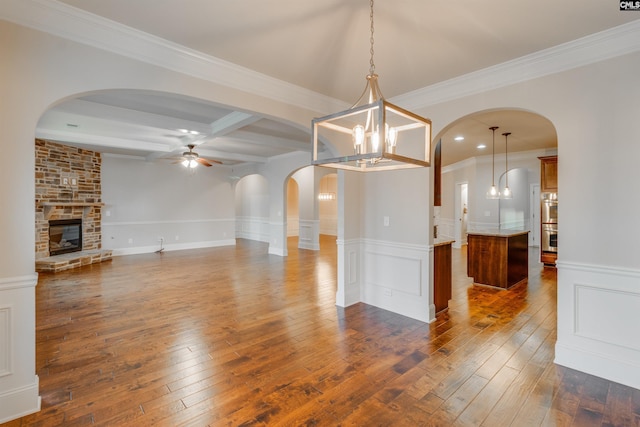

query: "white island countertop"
left=466, top=229, right=529, bottom=238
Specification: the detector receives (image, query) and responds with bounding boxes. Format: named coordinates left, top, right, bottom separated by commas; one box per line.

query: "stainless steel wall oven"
left=541, top=223, right=557, bottom=253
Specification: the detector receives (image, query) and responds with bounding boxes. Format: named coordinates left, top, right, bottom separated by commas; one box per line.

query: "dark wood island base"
left=467, top=230, right=529, bottom=289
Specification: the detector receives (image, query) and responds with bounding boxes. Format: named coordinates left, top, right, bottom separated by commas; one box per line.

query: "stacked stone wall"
left=35, top=139, right=102, bottom=259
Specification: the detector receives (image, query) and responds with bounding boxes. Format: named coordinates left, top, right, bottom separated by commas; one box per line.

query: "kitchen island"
left=467, top=230, right=529, bottom=289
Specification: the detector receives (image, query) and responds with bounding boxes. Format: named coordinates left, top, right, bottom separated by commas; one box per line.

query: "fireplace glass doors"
left=49, top=219, right=82, bottom=256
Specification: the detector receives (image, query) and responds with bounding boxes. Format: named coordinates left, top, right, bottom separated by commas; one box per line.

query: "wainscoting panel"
left=361, top=239, right=431, bottom=323
left=0, top=275, right=40, bottom=424
left=286, top=217, right=299, bottom=237
left=298, top=220, right=320, bottom=251
left=0, top=306, right=10, bottom=378
left=555, top=261, right=640, bottom=390
left=364, top=252, right=422, bottom=296
left=335, top=239, right=361, bottom=307
left=235, top=216, right=270, bottom=242
left=319, top=215, right=337, bottom=236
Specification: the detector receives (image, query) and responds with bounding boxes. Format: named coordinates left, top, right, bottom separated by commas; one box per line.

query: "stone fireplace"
left=35, top=139, right=111, bottom=272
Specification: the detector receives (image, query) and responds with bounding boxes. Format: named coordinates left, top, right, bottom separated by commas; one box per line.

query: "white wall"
left=337, top=167, right=434, bottom=323
left=291, top=167, right=320, bottom=250
left=102, top=155, right=236, bottom=255
left=235, top=174, right=270, bottom=242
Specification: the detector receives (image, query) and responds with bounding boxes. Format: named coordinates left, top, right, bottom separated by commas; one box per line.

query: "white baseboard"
left=112, top=239, right=236, bottom=256
left=0, top=377, right=40, bottom=424
left=555, top=342, right=640, bottom=390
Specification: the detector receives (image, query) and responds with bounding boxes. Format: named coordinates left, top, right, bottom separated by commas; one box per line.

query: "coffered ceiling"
left=6, top=1, right=638, bottom=167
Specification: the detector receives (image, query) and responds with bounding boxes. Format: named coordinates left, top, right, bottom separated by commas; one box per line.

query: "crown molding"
left=392, top=20, right=640, bottom=110
left=0, top=0, right=348, bottom=115
left=3, top=1, right=639, bottom=115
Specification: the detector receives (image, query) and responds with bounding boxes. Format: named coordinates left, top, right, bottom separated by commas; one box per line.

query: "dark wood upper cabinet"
left=434, top=140, right=441, bottom=206
left=539, top=155, right=558, bottom=192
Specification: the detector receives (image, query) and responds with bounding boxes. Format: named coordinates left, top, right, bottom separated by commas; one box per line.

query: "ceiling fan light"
left=182, top=159, right=189, bottom=167
left=189, top=159, right=198, bottom=168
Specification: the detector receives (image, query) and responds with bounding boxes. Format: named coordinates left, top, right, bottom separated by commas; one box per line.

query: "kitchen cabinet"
left=539, top=155, right=558, bottom=192
left=434, top=240, right=452, bottom=313
left=467, top=231, right=529, bottom=289
left=434, top=141, right=442, bottom=206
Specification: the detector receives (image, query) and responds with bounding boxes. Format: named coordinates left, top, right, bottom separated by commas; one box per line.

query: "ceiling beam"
left=35, top=128, right=171, bottom=153
left=222, top=130, right=310, bottom=152
left=50, top=99, right=213, bottom=135
left=210, top=112, right=260, bottom=137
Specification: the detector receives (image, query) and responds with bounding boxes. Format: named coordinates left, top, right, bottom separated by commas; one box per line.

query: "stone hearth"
left=36, top=249, right=113, bottom=273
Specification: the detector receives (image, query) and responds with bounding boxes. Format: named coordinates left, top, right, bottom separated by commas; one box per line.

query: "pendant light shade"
left=311, top=0, right=431, bottom=172
left=501, top=132, right=513, bottom=199
left=486, top=126, right=500, bottom=199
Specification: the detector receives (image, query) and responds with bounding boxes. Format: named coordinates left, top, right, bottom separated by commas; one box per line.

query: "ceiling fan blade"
left=196, top=158, right=213, bottom=167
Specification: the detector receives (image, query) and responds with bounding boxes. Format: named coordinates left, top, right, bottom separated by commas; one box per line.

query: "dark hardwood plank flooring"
left=3, top=236, right=639, bottom=426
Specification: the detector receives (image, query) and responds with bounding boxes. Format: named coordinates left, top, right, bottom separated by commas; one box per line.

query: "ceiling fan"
left=175, top=144, right=222, bottom=168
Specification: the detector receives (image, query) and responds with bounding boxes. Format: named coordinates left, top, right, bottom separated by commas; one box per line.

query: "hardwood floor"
left=3, top=236, right=639, bottom=426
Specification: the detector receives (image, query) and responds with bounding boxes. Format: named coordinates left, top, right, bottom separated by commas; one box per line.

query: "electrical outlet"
left=383, top=216, right=390, bottom=226
left=128, top=238, right=133, bottom=244
left=175, top=235, right=179, bottom=241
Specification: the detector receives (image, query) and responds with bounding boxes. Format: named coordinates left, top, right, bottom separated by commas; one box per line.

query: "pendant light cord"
left=369, top=0, right=376, bottom=76
left=503, top=132, right=511, bottom=187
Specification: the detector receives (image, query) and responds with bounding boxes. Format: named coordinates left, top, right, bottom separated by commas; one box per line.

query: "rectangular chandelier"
left=312, top=98, right=431, bottom=172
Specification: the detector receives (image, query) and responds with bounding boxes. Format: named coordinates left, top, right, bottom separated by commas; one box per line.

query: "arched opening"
left=235, top=174, right=270, bottom=244
left=318, top=173, right=338, bottom=240
left=433, top=108, right=557, bottom=247
left=286, top=178, right=299, bottom=238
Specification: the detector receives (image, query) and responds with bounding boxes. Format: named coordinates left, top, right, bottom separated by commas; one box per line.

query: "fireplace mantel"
left=41, top=202, right=104, bottom=219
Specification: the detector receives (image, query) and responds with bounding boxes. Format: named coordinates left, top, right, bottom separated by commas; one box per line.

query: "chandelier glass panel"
left=311, top=0, right=431, bottom=171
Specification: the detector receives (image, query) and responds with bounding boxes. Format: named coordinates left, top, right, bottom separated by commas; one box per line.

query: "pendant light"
left=486, top=126, right=500, bottom=199
left=311, top=0, right=432, bottom=172
left=501, top=132, right=513, bottom=199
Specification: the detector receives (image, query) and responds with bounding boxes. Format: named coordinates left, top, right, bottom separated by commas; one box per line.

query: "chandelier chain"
left=369, top=0, right=375, bottom=75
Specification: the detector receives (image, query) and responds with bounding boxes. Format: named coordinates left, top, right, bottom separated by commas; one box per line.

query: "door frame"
left=453, top=181, right=468, bottom=248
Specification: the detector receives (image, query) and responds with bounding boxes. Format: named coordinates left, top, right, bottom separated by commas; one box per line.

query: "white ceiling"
left=26, top=1, right=639, bottom=167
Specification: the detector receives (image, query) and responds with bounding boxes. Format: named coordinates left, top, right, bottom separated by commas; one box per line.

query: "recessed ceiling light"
left=454, top=136, right=464, bottom=141
left=178, top=129, right=189, bottom=133
left=189, top=130, right=199, bottom=135
left=477, top=144, right=486, bottom=149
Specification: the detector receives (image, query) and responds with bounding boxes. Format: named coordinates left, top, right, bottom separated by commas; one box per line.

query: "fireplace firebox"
left=49, top=219, right=82, bottom=256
